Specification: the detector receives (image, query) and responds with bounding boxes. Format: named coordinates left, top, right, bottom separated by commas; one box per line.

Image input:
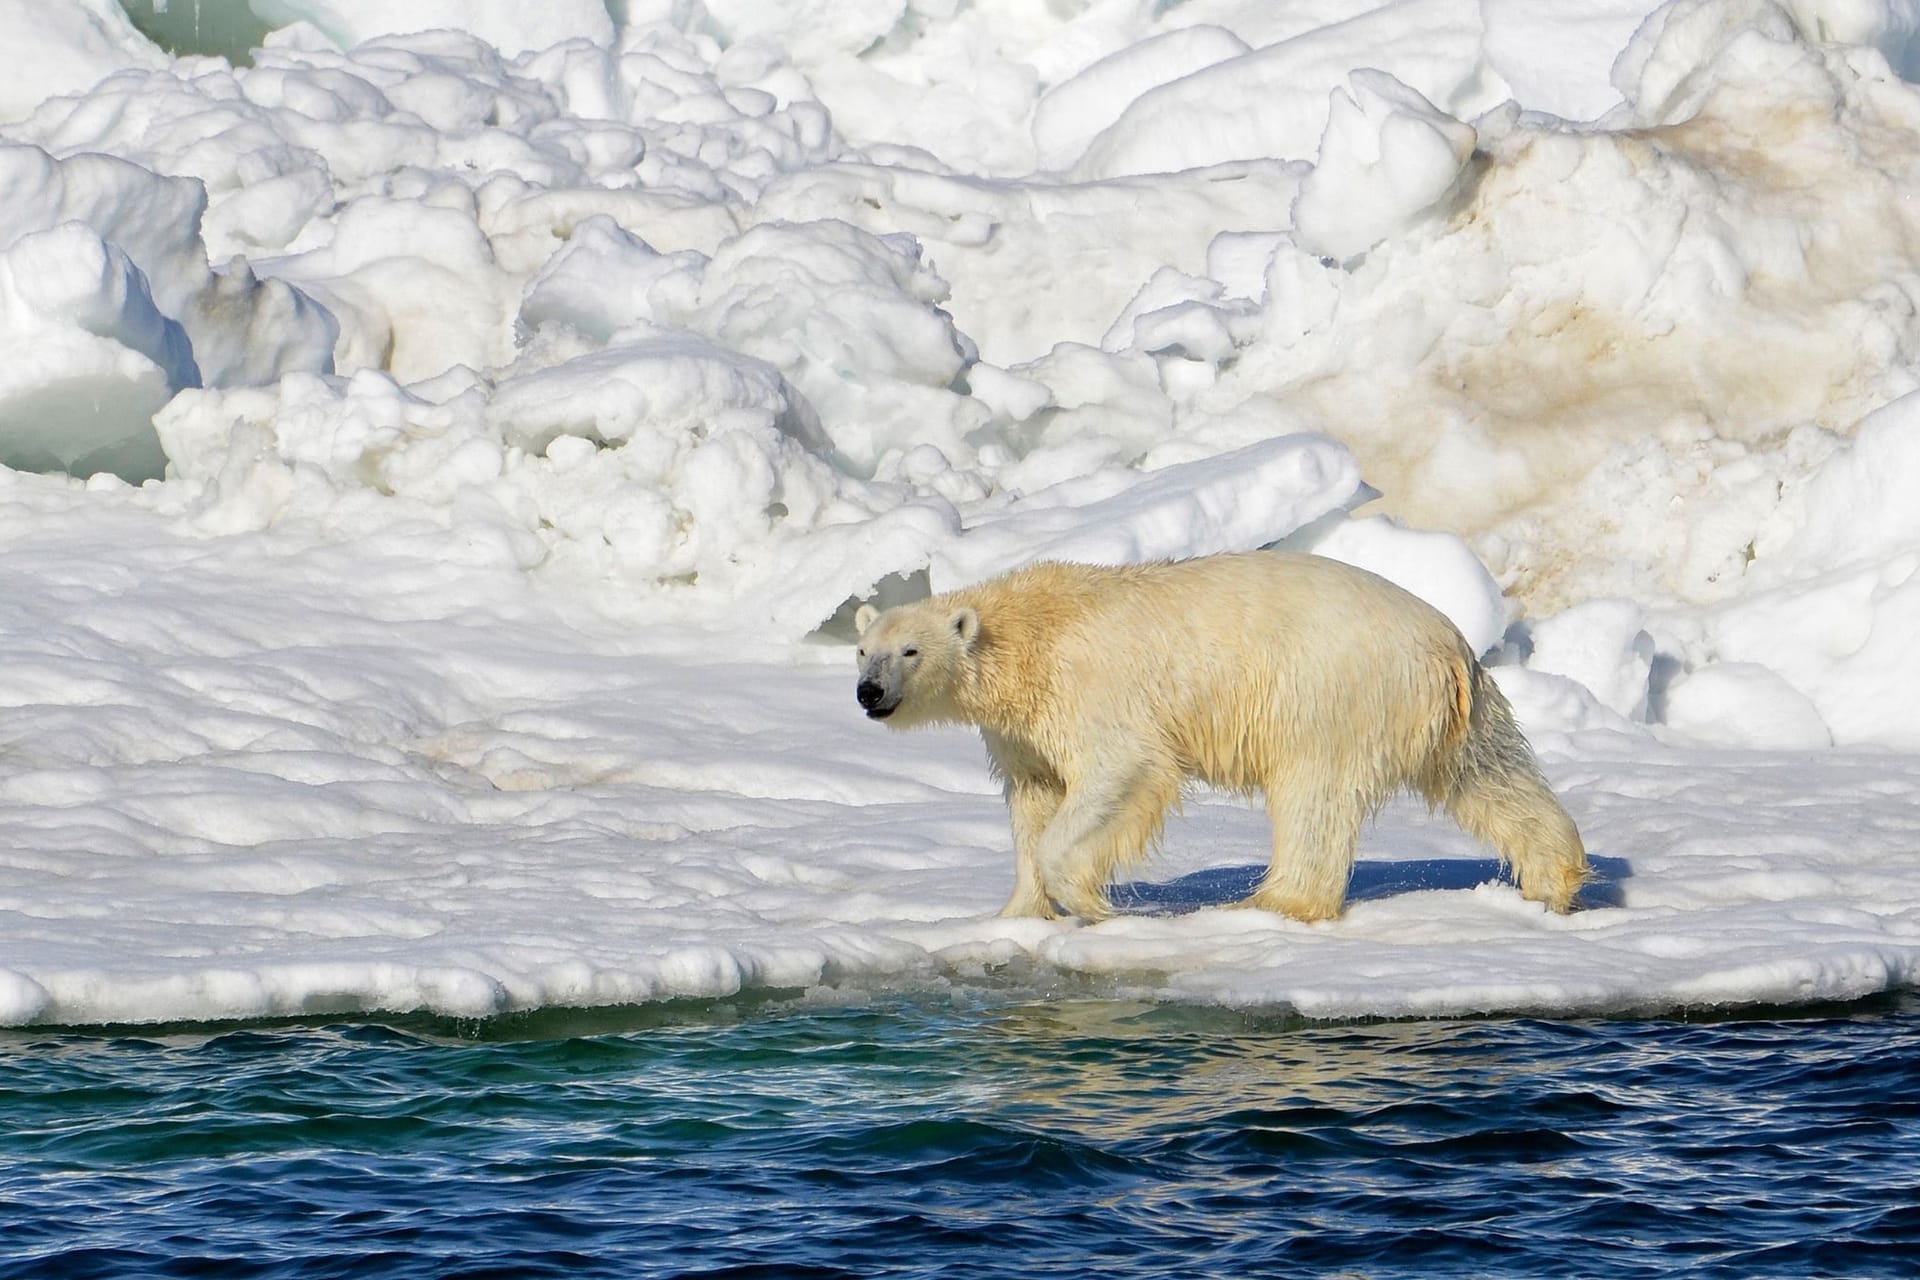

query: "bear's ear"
left=854, top=603, right=879, bottom=635
left=951, top=606, right=980, bottom=647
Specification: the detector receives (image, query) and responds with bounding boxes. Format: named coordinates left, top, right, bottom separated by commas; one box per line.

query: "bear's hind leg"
left=1245, top=764, right=1366, bottom=922
left=1445, top=772, right=1588, bottom=912
left=1437, top=669, right=1590, bottom=912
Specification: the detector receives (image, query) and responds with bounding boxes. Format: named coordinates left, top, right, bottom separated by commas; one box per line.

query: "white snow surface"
left=0, top=0, right=1917, bottom=1026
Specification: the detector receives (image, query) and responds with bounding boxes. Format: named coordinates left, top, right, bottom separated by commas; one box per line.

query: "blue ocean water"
left=3, top=992, right=1916, bottom=1278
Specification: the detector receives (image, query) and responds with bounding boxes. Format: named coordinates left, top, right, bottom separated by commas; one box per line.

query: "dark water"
left=3, top=993, right=1917, bottom=1279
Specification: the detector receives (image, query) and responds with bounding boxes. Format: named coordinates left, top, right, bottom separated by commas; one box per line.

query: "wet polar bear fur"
left=853, top=552, right=1588, bottom=922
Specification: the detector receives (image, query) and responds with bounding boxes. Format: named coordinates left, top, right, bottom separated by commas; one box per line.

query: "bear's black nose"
left=857, top=680, right=885, bottom=709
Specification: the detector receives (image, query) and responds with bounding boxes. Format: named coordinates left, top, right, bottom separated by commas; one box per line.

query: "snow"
left=247, top=0, right=615, bottom=58
left=1289, top=69, right=1479, bottom=267
left=0, top=0, right=164, bottom=126
left=0, top=222, right=189, bottom=480
left=1068, top=0, right=1503, bottom=182
left=0, top=0, right=1918, bottom=1026
left=1032, top=25, right=1251, bottom=173
left=0, top=141, right=336, bottom=478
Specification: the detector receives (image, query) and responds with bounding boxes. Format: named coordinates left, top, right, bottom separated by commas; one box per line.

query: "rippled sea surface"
left=4, top=992, right=1917, bottom=1278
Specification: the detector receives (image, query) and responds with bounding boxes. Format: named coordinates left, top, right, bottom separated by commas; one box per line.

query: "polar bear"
left=853, top=551, right=1587, bottom=922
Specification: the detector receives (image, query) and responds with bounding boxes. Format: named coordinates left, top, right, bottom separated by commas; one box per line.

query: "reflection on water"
left=977, top=1000, right=1467, bottom=1140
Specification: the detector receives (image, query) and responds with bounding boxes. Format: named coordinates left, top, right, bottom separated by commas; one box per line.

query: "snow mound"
left=0, top=0, right=165, bottom=126
left=0, top=145, right=336, bottom=480
left=249, top=0, right=615, bottom=56
left=1291, top=70, right=1478, bottom=267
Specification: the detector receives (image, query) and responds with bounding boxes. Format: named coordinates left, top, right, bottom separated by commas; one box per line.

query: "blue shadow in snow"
left=1110, top=855, right=1631, bottom=915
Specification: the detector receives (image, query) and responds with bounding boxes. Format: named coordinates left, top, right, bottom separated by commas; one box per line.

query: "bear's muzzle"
left=856, top=679, right=896, bottom=718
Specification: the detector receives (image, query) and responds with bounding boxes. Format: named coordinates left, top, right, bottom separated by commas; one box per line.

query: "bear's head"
left=852, top=599, right=980, bottom=728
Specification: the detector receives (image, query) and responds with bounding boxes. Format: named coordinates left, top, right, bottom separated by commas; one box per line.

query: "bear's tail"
left=1428, top=657, right=1589, bottom=912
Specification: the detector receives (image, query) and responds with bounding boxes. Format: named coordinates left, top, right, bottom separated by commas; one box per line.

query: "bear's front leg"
left=999, top=776, right=1063, bottom=918
left=1033, top=760, right=1176, bottom=921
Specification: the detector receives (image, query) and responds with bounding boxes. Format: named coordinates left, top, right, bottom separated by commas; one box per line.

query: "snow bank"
left=0, top=223, right=190, bottom=479
left=1033, top=25, right=1250, bottom=173
left=1070, top=1, right=1503, bottom=181
left=1290, top=69, right=1478, bottom=266
left=0, top=0, right=165, bottom=126
left=1681, top=389, right=1920, bottom=747
left=1480, top=0, right=1655, bottom=121
left=0, top=144, right=334, bottom=479
left=153, top=358, right=1369, bottom=641
left=249, top=0, right=615, bottom=57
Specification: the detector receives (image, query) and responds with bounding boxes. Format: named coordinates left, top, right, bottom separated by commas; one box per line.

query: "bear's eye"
left=902, top=647, right=919, bottom=658
left=856, top=648, right=865, bottom=658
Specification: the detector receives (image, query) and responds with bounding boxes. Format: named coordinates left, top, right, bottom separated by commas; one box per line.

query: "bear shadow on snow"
left=1110, top=855, right=1630, bottom=916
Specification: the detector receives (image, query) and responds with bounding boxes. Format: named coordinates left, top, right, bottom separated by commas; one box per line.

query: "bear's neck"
left=948, top=595, right=1059, bottom=736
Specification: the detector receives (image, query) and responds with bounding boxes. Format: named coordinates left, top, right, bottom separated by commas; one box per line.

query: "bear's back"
left=989, top=552, right=1466, bottom=658
left=975, top=553, right=1475, bottom=788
